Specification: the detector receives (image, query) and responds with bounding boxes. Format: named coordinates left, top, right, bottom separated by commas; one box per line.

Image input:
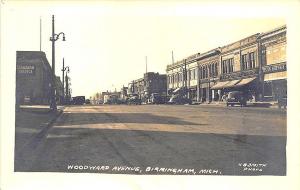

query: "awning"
left=173, top=88, right=182, bottom=93
left=222, top=79, right=241, bottom=88
left=211, top=81, right=230, bottom=90
left=235, top=77, right=256, bottom=87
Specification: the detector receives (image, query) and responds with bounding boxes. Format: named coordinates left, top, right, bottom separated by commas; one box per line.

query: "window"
left=249, top=52, right=255, bottom=68
left=222, top=58, right=234, bottom=73
left=242, top=54, right=248, bottom=70
left=199, top=67, right=203, bottom=79
left=229, top=58, right=234, bottom=72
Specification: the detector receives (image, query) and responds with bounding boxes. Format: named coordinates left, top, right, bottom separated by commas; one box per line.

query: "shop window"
left=264, top=82, right=272, bottom=97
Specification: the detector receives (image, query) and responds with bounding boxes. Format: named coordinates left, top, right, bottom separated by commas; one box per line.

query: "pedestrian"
left=215, top=93, right=219, bottom=101
left=221, top=94, right=227, bottom=102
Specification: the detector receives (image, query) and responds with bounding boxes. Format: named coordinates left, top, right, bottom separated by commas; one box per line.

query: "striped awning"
left=235, top=77, right=256, bottom=87
left=222, top=79, right=241, bottom=88
left=211, top=81, right=230, bottom=90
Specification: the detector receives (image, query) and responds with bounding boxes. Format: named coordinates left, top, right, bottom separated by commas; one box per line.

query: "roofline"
left=259, top=25, right=286, bottom=39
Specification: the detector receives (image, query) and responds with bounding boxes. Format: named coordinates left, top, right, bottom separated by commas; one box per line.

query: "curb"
left=20, top=109, right=64, bottom=151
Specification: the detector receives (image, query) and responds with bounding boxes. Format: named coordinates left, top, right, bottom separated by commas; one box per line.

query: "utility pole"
left=172, top=51, right=174, bottom=64
left=49, top=15, right=66, bottom=111
left=40, top=17, right=42, bottom=51
left=61, top=58, right=69, bottom=105
left=132, top=80, right=135, bottom=94
left=51, top=15, right=56, bottom=110
left=183, top=59, right=187, bottom=98
left=145, top=56, right=147, bottom=73
left=65, top=72, right=69, bottom=102
left=62, top=58, right=65, bottom=103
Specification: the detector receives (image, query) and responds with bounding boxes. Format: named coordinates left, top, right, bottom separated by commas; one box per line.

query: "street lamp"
left=65, top=67, right=70, bottom=104
left=49, top=15, right=66, bottom=111
left=61, top=58, right=70, bottom=104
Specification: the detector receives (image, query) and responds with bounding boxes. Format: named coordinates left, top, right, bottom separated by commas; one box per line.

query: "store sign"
left=220, top=68, right=258, bottom=80
left=17, top=65, right=35, bottom=75
left=200, top=77, right=218, bottom=83
left=262, top=62, right=286, bottom=74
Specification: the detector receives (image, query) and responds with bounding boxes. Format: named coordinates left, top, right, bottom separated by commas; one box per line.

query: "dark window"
left=249, top=52, right=255, bottom=68
left=242, top=54, right=247, bottom=70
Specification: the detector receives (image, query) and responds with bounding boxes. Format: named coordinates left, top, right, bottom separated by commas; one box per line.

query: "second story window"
left=242, top=52, right=256, bottom=70
left=242, top=54, right=248, bottom=70
left=222, top=58, right=234, bottom=74
left=249, top=52, right=256, bottom=69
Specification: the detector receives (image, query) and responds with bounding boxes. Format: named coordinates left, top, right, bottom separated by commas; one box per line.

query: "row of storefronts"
left=166, top=25, right=287, bottom=103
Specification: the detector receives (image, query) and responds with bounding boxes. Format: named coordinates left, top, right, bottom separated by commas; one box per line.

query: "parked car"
left=85, top=99, right=91, bottom=104
left=149, top=93, right=165, bottom=104
left=278, top=95, right=287, bottom=109
left=127, top=94, right=142, bottom=105
left=226, top=91, right=248, bottom=107
left=168, top=94, right=192, bottom=105
left=24, top=96, right=31, bottom=104
left=72, top=96, right=85, bottom=105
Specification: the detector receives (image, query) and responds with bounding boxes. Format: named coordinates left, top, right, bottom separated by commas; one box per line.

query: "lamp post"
left=61, top=58, right=69, bottom=105
left=49, top=15, right=66, bottom=111
left=65, top=67, right=70, bottom=104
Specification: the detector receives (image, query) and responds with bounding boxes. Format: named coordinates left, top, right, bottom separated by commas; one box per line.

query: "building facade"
left=16, top=51, right=53, bottom=105
left=259, top=25, right=287, bottom=101
left=197, top=49, right=221, bottom=102
left=55, top=76, right=64, bottom=104
left=166, top=25, right=286, bottom=103
left=144, top=72, right=167, bottom=98
left=211, top=33, right=260, bottom=101
left=128, top=72, right=167, bottom=102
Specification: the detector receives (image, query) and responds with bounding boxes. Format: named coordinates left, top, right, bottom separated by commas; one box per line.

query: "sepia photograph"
left=1, top=0, right=300, bottom=190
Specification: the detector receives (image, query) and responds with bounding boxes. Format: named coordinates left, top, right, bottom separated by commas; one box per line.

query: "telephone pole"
left=49, top=15, right=66, bottom=111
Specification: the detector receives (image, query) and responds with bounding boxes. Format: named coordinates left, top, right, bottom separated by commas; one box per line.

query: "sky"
left=1, top=1, right=287, bottom=98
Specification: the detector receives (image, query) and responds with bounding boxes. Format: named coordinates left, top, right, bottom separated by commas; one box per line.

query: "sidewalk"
left=15, top=105, right=64, bottom=155
left=194, top=101, right=279, bottom=108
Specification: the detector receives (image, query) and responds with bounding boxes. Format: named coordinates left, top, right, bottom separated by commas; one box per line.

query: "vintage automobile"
left=226, top=91, right=248, bottom=107
left=72, top=96, right=86, bottom=105
left=168, top=94, right=192, bottom=105
left=85, top=99, right=91, bottom=104
left=23, top=96, right=31, bottom=104
left=149, top=93, right=165, bottom=104
left=127, top=94, right=142, bottom=105
left=278, top=95, right=287, bottom=109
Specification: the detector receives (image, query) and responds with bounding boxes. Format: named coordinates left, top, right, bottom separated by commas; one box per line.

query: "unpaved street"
left=15, top=105, right=286, bottom=175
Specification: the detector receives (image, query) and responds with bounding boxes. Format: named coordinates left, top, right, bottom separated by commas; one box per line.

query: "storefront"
left=262, top=63, right=287, bottom=101
left=211, top=76, right=258, bottom=101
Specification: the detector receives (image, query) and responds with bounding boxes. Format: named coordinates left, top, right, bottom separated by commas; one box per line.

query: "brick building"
left=166, top=25, right=286, bottom=103
left=211, top=34, right=260, bottom=101
left=128, top=72, right=167, bottom=102
left=16, top=51, right=52, bottom=105
left=259, top=25, right=287, bottom=101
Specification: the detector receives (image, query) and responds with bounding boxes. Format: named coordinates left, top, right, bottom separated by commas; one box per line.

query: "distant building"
left=128, top=72, right=167, bottom=102
left=16, top=51, right=53, bottom=105
left=120, top=86, right=128, bottom=99
left=55, top=76, right=63, bottom=104
left=144, top=72, right=167, bottom=98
